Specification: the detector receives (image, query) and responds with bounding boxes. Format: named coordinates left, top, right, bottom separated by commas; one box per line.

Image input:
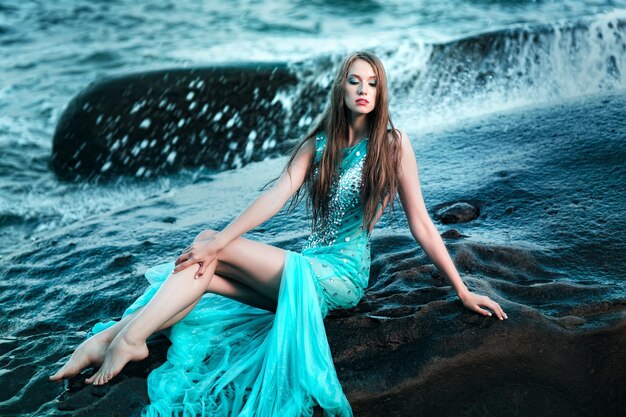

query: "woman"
left=50, top=50, right=507, bottom=416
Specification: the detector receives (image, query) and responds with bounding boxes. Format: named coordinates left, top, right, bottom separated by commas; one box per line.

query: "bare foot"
left=49, top=332, right=111, bottom=382
left=84, top=331, right=149, bottom=386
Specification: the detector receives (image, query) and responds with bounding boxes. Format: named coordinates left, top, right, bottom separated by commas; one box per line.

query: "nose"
left=358, top=84, right=368, bottom=95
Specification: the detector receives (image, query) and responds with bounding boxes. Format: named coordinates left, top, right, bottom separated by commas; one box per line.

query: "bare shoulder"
left=295, top=134, right=316, bottom=155
left=291, top=135, right=317, bottom=167
left=386, top=128, right=412, bottom=151
left=302, top=135, right=316, bottom=152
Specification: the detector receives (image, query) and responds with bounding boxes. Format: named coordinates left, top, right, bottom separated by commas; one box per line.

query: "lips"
left=355, top=98, right=369, bottom=105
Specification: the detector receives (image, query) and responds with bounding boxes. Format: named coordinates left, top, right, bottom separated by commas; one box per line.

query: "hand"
left=459, top=291, right=508, bottom=320
left=174, top=234, right=224, bottom=279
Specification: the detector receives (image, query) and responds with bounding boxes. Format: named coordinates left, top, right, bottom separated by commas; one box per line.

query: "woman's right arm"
left=174, top=137, right=316, bottom=275
left=211, top=136, right=316, bottom=249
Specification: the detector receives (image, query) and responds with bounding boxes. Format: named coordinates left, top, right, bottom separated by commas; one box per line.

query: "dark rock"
left=51, top=64, right=302, bottom=180
left=434, top=201, right=480, bottom=224
left=110, top=254, right=132, bottom=267
left=53, top=304, right=626, bottom=417
left=440, top=228, right=467, bottom=239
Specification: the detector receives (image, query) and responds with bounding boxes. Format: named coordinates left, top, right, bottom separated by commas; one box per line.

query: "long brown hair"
left=265, top=50, right=402, bottom=233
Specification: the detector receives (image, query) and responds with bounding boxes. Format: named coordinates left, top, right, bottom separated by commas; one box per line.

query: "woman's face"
left=343, top=58, right=377, bottom=116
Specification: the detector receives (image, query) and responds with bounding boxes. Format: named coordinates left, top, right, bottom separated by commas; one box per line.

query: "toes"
left=88, top=366, right=118, bottom=386
left=85, top=373, right=97, bottom=385
left=49, top=364, right=69, bottom=381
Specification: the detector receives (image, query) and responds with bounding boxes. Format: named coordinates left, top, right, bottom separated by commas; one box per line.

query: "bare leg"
left=48, top=298, right=201, bottom=383
left=53, top=229, right=286, bottom=385
left=84, top=261, right=217, bottom=385
left=85, top=255, right=274, bottom=385
left=50, top=267, right=277, bottom=383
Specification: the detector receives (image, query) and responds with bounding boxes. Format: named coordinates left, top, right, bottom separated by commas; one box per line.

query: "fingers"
left=485, top=299, right=508, bottom=320
left=195, top=262, right=208, bottom=279
left=177, top=248, right=191, bottom=262
left=175, top=243, right=195, bottom=266
left=495, top=302, right=508, bottom=320
left=478, top=307, right=492, bottom=317
left=464, top=292, right=509, bottom=320
left=469, top=294, right=508, bottom=320
left=173, top=258, right=196, bottom=273
left=175, top=251, right=192, bottom=267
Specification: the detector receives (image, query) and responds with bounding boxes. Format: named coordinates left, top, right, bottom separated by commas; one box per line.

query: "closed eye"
left=349, top=80, right=377, bottom=87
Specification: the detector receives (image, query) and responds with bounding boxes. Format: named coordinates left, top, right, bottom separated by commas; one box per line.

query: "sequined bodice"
left=302, top=131, right=370, bottom=250
left=300, top=131, right=372, bottom=314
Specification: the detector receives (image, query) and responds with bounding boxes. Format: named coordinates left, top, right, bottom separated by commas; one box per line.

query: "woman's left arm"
left=395, top=130, right=508, bottom=320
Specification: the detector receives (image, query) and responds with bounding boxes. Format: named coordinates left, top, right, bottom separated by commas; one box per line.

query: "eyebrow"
left=348, top=74, right=377, bottom=79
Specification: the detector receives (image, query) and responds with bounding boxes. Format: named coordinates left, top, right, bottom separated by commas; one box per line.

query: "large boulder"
left=51, top=63, right=321, bottom=180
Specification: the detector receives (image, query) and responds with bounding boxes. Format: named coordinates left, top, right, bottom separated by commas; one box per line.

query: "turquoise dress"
left=88, top=131, right=372, bottom=416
